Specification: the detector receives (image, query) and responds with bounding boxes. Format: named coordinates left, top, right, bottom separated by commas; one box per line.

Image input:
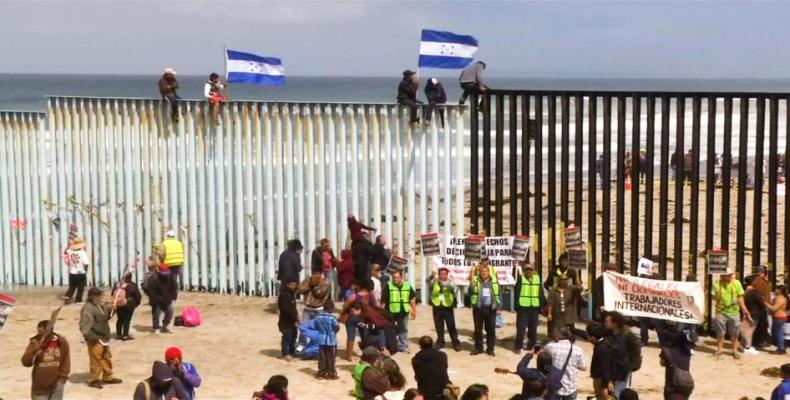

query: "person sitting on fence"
left=204, top=72, right=228, bottom=123
left=397, top=69, right=421, bottom=125
left=424, top=77, right=447, bottom=127
left=158, top=68, right=180, bottom=124
left=458, top=61, right=488, bottom=111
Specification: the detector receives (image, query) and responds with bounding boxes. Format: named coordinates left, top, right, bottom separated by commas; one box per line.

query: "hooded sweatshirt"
left=21, top=332, right=70, bottom=395
left=411, top=348, right=449, bottom=398
left=134, top=361, right=188, bottom=400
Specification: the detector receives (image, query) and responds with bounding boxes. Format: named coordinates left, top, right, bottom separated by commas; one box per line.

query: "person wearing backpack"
left=112, top=272, right=142, bottom=341
left=604, top=311, right=642, bottom=399
left=133, top=360, right=188, bottom=400
left=659, top=330, right=693, bottom=400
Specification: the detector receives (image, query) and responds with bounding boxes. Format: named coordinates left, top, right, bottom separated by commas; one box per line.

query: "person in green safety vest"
left=513, top=262, right=545, bottom=354
left=381, top=270, right=416, bottom=353
left=544, top=252, right=572, bottom=290
left=469, top=258, right=499, bottom=357
left=427, top=267, right=460, bottom=352
left=352, top=346, right=389, bottom=400
left=158, top=230, right=185, bottom=285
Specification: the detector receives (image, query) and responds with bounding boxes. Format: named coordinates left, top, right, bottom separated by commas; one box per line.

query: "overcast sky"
left=1, top=1, right=789, bottom=78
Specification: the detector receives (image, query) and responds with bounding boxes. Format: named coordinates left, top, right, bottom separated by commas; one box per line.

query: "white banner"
left=433, top=236, right=517, bottom=286
left=603, top=271, right=705, bottom=324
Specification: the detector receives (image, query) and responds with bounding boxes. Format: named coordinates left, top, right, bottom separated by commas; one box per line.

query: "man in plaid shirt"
left=544, top=327, right=587, bottom=400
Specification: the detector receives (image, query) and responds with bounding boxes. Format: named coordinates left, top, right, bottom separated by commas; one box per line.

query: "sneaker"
left=62, top=296, right=71, bottom=300
left=283, top=355, right=294, bottom=361
left=161, top=328, right=172, bottom=334
left=296, top=344, right=305, bottom=353
left=102, top=378, right=122, bottom=384
left=745, top=347, right=760, bottom=355
left=88, top=381, right=103, bottom=389
left=154, top=329, right=161, bottom=335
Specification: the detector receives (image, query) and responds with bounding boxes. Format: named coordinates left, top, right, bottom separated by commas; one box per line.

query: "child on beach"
left=313, top=299, right=340, bottom=379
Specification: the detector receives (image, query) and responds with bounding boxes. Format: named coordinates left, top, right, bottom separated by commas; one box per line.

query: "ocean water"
left=3, top=74, right=790, bottom=112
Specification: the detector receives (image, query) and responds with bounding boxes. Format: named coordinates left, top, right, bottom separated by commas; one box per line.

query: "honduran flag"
left=418, top=29, right=479, bottom=69
left=225, top=49, right=285, bottom=86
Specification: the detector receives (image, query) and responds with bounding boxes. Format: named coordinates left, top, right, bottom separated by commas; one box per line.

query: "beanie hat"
left=165, top=346, right=182, bottom=362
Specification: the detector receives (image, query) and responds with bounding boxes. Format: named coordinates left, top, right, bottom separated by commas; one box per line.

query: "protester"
left=298, top=269, right=330, bottom=348
left=277, top=239, right=304, bottom=287
left=112, top=271, right=142, bottom=340
left=460, top=383, right=490, bottom=400
left=338, top=249, right=355, bottom=301
left=158, top=230, right=185, bottom=285
left=371, top=264, right=384, bottom=303
left=428, top=267, right=460, bottom=351
left=340, top=279, right=377, bottom=361
left=278, top=278, right=300, bottom=361
left=545, top=253, right=572, bottom=289
left=79, top=287, right=122, bottom=389
left=311, top=238, right=338, bottom=281
left=676, top=274, right=699, bottom=346
left=353, top=347, right=390, bottom=400
left=752, top=265, right=773, bottom=347
left=593, top=263, right=619, bottom=321
left=360, top=295, right=399, bottom=355
left=411, top=336, right=449, bottom=400
left=204, top=72, right=227, bottom=123
left=513, top=262, right=545, bottom=353
left=604, top=311, right=642, bottom=398
left=515, top=350, right=562, bottom=400
left=165, top=346, right=201, bottom=400
left=62, top=237, right=89, bottom=303
left=252, top=375, right=289, bottom=400
left=371, top=235, right=392, bottom=270
left=158, top=68, right=181, bottom=123
left=659, top=330, right=694, bottom=400
left=546, top=272, right=584, bottom=339
left=469, top=259, right=499, bottom=356
left=771, top=363, right=790, bottom=400
left=21, top=320, right=70, bottom=400
left=743, top=276, right=764, bottom=355
left=397, top=69, right=421, bottom=125
left=764, top=285, right=788, bottom=354
left=587, top=323, right=612, bottom=400
left=712, top=272, right=750, bottom=359
left=424, top=77, right=447, bottom=127
left=313, top=299, right=340, bottom=379
left=458, top=61, right=488, bottom=111
left=348, top=214, right=377, bottom=242
left=144, top=263, right=178, bottom=334
left=133, top=360, right=187, bottom=400
left=352, top=232, right=375, bottom=283
left=545, top=327, right=587, bottom=400
left=382, top=270, right=416, bottom=353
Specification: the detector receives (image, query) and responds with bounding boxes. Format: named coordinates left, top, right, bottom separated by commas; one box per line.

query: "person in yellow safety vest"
left=427, top=267, right=460, bottom=352
left=512, top=262, right=545, bottom=354
left=159, top=231, right=184, bottom=284
left=353, top=346, right=389, bottom=400
left=381, top=270, right=416, bottom=353
left=468, top=258, right=499, bottom=356
left=544, top=252, right=571, bottom=290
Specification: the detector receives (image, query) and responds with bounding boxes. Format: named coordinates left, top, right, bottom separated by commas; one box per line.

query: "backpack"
left=625, top=333, right=643, bottom=372
left=182, top=306, right=202, bottom=327
left=114, top=282, right=128, bottom=307
left=665, top=349, right=694, bottom=396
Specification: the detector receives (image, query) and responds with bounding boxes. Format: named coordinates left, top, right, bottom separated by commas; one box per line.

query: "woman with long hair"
left=765, top=285, right=788, bottom=354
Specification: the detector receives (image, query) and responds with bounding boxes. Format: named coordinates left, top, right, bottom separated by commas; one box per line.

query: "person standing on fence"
left=204, top=72, right=228, bottom=123
left=21, top=320, right=71, bottom=400
left=111, top=272, right=141, bottom=341
left=348, top=214, right=377, bottom=242
left=79, top=287, right=122, bottom=389
left=298, top=269, right=330, bottom=349
left=158, top=68, right=180, bottom=124
left=352, top=232, right=375, bottom=283
left=382, top=269, right=416, bottom=354
left=424, top=77, right=447, bottom=128
left=397, top=69, right=421, bottom=125
left=428, top=267, right=460, bottom=351
left=458, top=61, right=488, bottom=111
left=513, top=262, right=545, bottom=354
left=371, top=235, right=392, bottom=274
left=712, top=272, right=750, bottom=359
left=144, top=264, right=178, bottom=334
left=278, top=239, right=304, bottom=288
left=63, top=237, right=89, bottom=304
left=158, top=230, right=184, bottom=287
left=469, top=259, right=499, bottom=356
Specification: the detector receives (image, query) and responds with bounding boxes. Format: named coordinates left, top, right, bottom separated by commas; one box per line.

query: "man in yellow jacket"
left=158, top=231, right=184, bottom=285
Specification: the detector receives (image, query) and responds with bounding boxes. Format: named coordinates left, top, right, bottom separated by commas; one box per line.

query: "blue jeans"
left=613, top=372, right=631, bottom=399
left=772, top=318, right=786, bottom=353
left=299, top=308, right=321, bottom=346
left=394, top=314, right=409, bottom=351
left=152, top=303, right=174, bottom=330
left=281, top=327, right=296, bottom=356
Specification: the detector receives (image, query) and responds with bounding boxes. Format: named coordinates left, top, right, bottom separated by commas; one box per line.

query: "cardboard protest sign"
left=637, top=257, right=658, bottom=277
left=603, top=271, right=704, bottom=323
left=511, top=235, right=530, bottom=261
left=464, top=235, right=484, bottom=263
left=568, top=249, right=587, bottom=269
left=708, top=249, right=729, bottom=275
left=43, top=306, right=62, bottom=338
left=420, top=232, right=441, bottom=257
left=387, top=255, right=409, bottom=274
left=564, top=226, right=582, bottom=251
left=433, top=236, right=516, bottom=285
left=0, top=294, right=16, bottom=333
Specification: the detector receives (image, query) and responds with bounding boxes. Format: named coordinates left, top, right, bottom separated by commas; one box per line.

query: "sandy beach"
left=0, top=287, right=784, bottom=400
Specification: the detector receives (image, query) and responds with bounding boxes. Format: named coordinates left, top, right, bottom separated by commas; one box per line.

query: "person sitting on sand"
left=460, top=383, right=490, bottom=400
left=133, top=361, right=187, bottom=400
left=771, top=363, right=790, bottom=400
left=165, top=347, right=201, bottom=400
left=712, top=272, right=750, bottom=359
left=411, top=336, right=449, bottom=400
left=513, top=349, right=562, bottom=400
left=353, top=347, right=390, bottom=400
left=252, top=375, right=289, bottom=400
left=21, top=320, right=70, bottom=400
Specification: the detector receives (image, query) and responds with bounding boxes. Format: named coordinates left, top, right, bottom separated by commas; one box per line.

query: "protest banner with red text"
left=603, top=271, right=705, bottom=324
left=433, top=236, right=517, bottom=285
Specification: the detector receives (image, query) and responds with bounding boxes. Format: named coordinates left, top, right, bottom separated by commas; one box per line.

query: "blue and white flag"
left=225, top=49, right=285, bottom=86
left=418, top=29, right=479, bottom=69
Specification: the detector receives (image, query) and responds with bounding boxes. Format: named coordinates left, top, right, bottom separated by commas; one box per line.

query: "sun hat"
left=165, top=230, right=176, bottom=238
left=164, top=68, right=177, bottom=76
left=69, top=237, right=86, bottom=251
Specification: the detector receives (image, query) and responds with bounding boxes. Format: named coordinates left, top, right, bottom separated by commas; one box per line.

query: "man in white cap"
left=63, top=237, right=89, bottom=303
left=158, top=68, right=180, bottom=123
left=158, top=230, right=184, bottom=287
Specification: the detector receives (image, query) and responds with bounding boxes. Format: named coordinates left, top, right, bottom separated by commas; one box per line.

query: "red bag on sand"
left=181, top=306, right=202, bottom=327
